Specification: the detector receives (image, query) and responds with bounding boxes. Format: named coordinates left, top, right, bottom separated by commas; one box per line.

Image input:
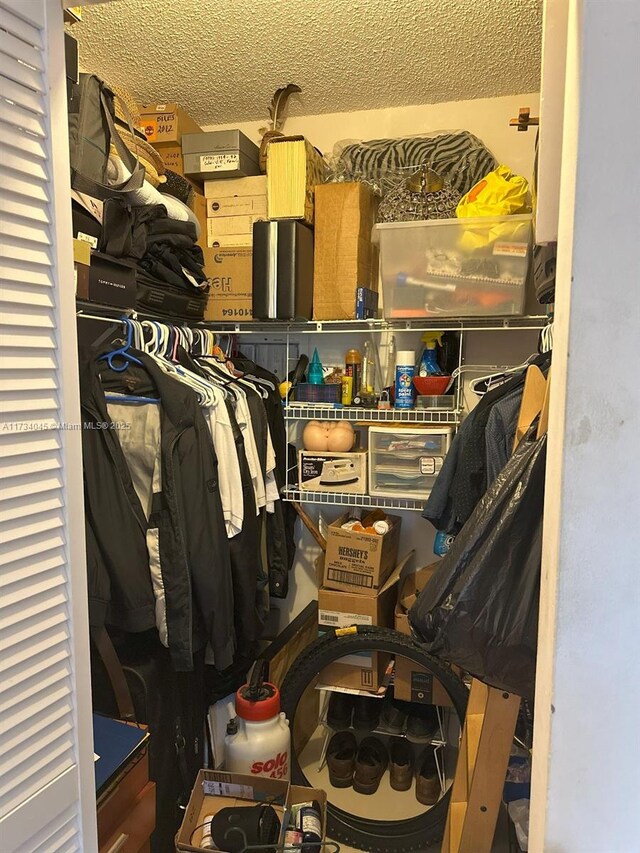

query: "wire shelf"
left=285, top=405, right=460, bottom=424
left=202, top=315, right=549, bottom=334
left=283, top=489, right=425, bottom=512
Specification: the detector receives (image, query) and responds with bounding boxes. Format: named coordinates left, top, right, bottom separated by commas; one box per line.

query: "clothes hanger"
left=99, top=319, right=143, bottom=372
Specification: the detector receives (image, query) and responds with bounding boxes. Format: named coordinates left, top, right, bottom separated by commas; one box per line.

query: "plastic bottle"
left=299, top=800, right=322, bottom=853
left=345, top=348, right=362, bottom=397
left=308, top=348, right=324, bottom=385
left=224, top=665, right=291, bottom=780
left=395, top=350, right=415, bottom=409
left=418, top=332, right=444, bottom=377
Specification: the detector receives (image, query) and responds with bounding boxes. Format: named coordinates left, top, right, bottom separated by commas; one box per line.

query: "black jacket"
left=80, top=349, right=236, bottom=671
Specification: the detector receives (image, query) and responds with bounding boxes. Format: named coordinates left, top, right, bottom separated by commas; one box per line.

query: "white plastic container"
left=373, top=214, right=532, bottom=318
left=225, top=681, right=291, bottom=780
left=368, top=426, right=452, bottom=499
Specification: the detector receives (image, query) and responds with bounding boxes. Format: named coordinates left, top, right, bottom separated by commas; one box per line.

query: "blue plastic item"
left=308, top=348, right=324, bottom=385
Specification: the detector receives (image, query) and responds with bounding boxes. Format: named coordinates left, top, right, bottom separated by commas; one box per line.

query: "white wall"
left=203, top=92, right=540, bottom=180
left=530, top=0, right=640, bottom=849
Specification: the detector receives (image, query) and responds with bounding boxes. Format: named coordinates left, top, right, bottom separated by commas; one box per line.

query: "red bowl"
left=413, top=375, right=451, bottom=396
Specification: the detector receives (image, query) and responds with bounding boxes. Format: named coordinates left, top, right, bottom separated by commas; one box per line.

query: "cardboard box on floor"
left=317, top=551, right=414, bottom=691
left=177, top=770, right=326, bottom=852
left=323, top=512, right=401, bottom=596
left=203, top=247, right=253, bottom=322
left=394, top=561, right=454, bottom=707
left=313, top=182, right=379, bottom=320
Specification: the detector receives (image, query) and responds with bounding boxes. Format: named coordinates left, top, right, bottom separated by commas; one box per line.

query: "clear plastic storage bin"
left=368, top=426, right=452, bottom=499
left=374, top=214, right=532, bottom=318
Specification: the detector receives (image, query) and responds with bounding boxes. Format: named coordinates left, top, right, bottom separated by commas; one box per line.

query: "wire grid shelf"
left=285, top=405, right=460, bottom=424
left=283, top=489, right=425, bottom=512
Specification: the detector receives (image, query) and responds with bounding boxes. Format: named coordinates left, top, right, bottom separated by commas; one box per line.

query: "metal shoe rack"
left=314, top=688, right=450, bottom=802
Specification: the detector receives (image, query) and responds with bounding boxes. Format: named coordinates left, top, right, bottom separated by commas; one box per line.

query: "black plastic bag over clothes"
left=409, top=433, right=547, bottom=700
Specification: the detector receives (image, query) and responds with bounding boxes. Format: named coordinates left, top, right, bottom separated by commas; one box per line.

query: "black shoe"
left=379, top=688, right=408, bottom=735
left=327, top=692, right=355, bottom=731
left=353, top=736, right=388, bottom=795
left=406, top=704, right=440, bottom=743
left=389, top=739, right=413, bottom=791
left=352, top=696, right=381, bottom=731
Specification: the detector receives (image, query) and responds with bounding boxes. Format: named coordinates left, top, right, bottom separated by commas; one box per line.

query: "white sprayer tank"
left=225, top=680, right=291, bottom=780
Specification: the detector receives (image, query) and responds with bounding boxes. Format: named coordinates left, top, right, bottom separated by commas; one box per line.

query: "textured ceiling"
left=72, top=0, right=543, bottom=125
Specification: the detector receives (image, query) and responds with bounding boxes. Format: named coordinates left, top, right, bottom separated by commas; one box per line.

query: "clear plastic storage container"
left=373, top=214, right=532, bottom=318
left=368, top=426, right=452, bottom=499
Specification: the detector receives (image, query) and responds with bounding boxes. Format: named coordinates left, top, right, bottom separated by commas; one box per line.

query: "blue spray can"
left=395, top=350, right=415, bottom=409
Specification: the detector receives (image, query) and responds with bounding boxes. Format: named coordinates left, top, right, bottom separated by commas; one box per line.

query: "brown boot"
left=415, top=746, right=440, bottom=805
left=389, top=739, right=413, bottom=792
left=353, top=737, right=388, bottom=795
left=327, top=731, right=357, bottom=788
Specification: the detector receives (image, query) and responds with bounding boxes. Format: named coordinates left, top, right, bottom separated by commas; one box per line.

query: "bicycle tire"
left=280, top=626, right=468, bottom=852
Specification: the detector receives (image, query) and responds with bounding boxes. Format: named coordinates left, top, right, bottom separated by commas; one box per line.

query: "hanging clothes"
left=80, top=347, right=236, bottom=672
left=423, top=352, right=551, bottom=535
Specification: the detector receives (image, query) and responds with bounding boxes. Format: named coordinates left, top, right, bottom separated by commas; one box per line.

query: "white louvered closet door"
left=0, top=2, right=97, bottom=852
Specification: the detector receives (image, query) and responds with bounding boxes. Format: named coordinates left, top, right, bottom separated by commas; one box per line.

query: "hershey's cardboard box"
left=394, top=561, right=454, bottom=706
left=298, top=451, right=367, bottom=495
left=313, top=182, right=379, bottom=320
left=323, top=512, right=402, bottom=596
left=204, top=248, right=253, bottom=322
left=318, top=552, right=413, bottom=691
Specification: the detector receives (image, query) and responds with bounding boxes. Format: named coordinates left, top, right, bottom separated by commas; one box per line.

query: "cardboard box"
left=207, top=214, right=264, bottom=244
left=177, top=770, right=326, bottom=853
left=206, top=194, right=268, bottom=218
left=204, top=175, right=267, bottom=199
left=393, top=561, right=453, bottom=706
left=298, top=451, right=367, bottom=495
left=313, top=182, right=379, bottom=320
left=203, top=248, right=253, bottom=322
left=183, top=130, right=261, bottom=182
left=208, top=233, right=254, bottom=249
left=321, top=650, right=391, bottom=692
left=324, top=512, right=402, bottom=595
left=139, top=103, right=202, bottom=145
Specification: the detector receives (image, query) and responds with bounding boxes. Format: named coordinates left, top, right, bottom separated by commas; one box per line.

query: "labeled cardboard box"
left=182, top=130, right=261, bottom=182
left=317, top=552, right=413, bottom=691
left=203, top=248, right=253, bottom=322
left=324, top=512, right=402, bottom=596
left=394, top=561, right=453, bottom=706
left=177, top=770, right=326, bottom=852
left=139, top=103, right=202, bottom=145
left=207, top=194, right=268, bottom=218
left=298, top=451, right=367, bottom=495
left=207, top=214, right=264, bottom=244
left=313, top=182, right=379, bottom=320
left=139, top=102, right=202, bottom=177
left=208, top=233, right=254, bottom=249
left=204, top=175, right=267, bottom=199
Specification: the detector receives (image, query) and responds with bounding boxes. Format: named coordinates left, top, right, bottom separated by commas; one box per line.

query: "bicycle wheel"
left=280, top=626, right=468, bottom=852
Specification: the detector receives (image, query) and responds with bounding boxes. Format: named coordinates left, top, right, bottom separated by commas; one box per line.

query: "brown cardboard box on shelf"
left=207, top=215, right=264, bottom=244
left=139, top=102, right=202, bottom=179
left=204, top=175, right=267, bottom=199
left=313, top=182, right=379, bottom=320
left=323, top=512, right=402, bottom=596
left=394, top=561, right=454, bottom=706
left=207, top=194, right=268, bottom=218
left=204, top=248, right=253, bottom=322
left=317, top=552, right=414, bottom=691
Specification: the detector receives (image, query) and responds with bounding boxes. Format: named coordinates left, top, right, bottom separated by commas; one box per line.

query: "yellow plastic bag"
left=456, top=165, right=530, bottom=250
left=456, top=165, right=530, bottom=218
